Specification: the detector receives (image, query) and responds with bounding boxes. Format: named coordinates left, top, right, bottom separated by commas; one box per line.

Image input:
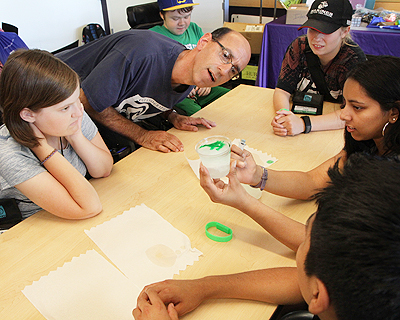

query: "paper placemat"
left=22, top=249, right=140, bottom=320
left=85, top=204, right=202, bottom=289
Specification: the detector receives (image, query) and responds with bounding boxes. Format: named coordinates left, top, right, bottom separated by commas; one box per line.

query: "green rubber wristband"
left=205, top=222, right=233, bottom=242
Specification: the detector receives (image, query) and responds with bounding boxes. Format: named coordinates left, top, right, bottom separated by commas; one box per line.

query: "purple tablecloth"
left=256, top=15, right=400, bottom=88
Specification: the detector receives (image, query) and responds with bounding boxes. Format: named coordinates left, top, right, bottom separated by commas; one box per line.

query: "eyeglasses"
left=212, top=37, right=241, bottom=80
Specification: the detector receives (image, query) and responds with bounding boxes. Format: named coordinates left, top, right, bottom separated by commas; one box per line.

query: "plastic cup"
left=195, top=136, right=231, bottom=179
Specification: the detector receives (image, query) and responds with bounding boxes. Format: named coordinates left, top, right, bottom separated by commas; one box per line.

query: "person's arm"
left=68, top=131, right=112, bottom=178
left=200, top=162, right=305, bottom=251
left=271, top=88, right=294, bottom=136
left=273, top=37, right=301, bottom=114
left=273, top=88, right=292, bottom=112
left=232, top=145, right=347, bottom=200
left=16, top=129, right=102, bottom=219
left=272, top=109, right=344, bottom=136
left=140, top=267, right=303, bottom=317
left=308, top=109, right=344, bottom=131
left=80, top=90, right=185, bottom=153
left=65, top=108, right=113, bottom=178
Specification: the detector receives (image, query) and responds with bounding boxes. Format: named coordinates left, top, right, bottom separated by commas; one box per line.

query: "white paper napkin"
left=22, top=249, right=140, bottom=320
left=85, top=204, right=202, bottom=289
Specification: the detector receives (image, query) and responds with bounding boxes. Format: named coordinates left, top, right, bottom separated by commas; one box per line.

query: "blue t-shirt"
left=57, top=30, right=194, bottom=122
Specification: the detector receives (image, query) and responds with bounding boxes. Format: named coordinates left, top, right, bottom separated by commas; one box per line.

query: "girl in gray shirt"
left=0, top=49, right=113, bottom=220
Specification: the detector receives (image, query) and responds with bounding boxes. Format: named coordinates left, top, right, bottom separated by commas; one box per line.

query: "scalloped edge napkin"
left=85, top=204, right=202, bottom=288
left=22, top=249, right=140, bottom=320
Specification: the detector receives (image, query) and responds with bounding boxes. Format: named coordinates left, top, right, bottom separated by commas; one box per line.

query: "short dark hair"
left=0, top=49, right=79, bottom=148
left=211, top=27, right=233, bottom=41
left=344, top=56, right=400, bottom=157
left=306, top=153, right=400, bottom=320
left=160, top=6, right=193, bottom=16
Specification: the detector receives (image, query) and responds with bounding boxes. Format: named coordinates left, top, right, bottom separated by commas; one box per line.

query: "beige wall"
left=375, top=0, right=400, bottom=10
left=1, top=0, right=224, bottom=52
left=230, top=0, right=400, bottom=10
left=108, top=0, right=224, bottom=34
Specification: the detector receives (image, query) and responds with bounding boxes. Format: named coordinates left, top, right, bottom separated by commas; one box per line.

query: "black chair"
left=2, top=22, right=18, bottom=34
left=51, top=40, right=79, bottom=55
left=280, top=310, right=315, bottom=320
left=270, top=303, right=315, bottom=320
left=126, top=2, right=163, bottom=29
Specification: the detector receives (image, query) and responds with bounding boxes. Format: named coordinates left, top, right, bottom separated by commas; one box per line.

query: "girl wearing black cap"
left=271, top=0, right=366, bottom=137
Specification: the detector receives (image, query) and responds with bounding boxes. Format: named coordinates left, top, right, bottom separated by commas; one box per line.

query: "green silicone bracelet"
left=205, top=222, right=233, bottom=242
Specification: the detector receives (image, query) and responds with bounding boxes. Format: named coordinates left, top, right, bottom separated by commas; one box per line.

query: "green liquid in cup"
left=196, top=137, right=231, bottom=179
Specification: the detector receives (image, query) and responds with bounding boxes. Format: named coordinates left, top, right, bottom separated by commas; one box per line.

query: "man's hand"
left=133, top=288, right=179, bottom=320
left=168, top=112, right=216, bottom=132
left=137, top=130, right=184, bottom=153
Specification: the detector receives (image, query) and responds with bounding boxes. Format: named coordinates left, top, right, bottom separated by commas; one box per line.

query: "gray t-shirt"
left=0, top=112, right=97, bottom=219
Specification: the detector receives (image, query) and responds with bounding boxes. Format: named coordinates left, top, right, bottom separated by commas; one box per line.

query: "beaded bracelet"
left=40, top=149, right=57, bottom=165
left=250, top=166, right=268, bottom=191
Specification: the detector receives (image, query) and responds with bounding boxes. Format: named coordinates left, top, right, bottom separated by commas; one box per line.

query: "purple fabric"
left=0, top=32, right=28, bottom=65
left=256, top=15, right=400, bottom=88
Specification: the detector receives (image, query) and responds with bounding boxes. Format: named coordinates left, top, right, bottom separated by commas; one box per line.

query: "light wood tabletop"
left=0, top=85, right=344, bottom=320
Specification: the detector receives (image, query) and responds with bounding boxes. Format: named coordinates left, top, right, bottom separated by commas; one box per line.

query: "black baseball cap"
left=298, top=0, right=353, bottom=34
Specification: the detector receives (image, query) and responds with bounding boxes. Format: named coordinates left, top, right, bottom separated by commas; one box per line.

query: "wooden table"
left=0, top=85, right=344, bottom=320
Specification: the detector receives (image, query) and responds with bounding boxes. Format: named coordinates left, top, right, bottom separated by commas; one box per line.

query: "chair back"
left=280, top=310, right=315, bottom=320
left=126, top=2, right=163, bottom=29
left=1, top=23, right=18, bottom=34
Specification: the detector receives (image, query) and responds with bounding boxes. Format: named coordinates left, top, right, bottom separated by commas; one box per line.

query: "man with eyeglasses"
left=57, top=27, right=251, bottom=154
left=150, top=0, right=232, bottom=117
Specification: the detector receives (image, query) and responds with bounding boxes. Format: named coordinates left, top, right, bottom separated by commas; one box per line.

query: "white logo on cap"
left=318, top=1, right=328, bottom=9
left=310, top=1, right=333, bottom=18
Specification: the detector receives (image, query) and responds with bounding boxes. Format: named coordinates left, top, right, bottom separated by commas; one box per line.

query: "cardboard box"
left=286, top=3, right=309, bottom=25
left=223, top=22, right=265, bottom=54
left=241, top=65, right=258, bottom=81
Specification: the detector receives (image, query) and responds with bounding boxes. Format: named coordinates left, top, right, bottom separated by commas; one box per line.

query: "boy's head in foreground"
left=298, top=153, right=400, bottom=320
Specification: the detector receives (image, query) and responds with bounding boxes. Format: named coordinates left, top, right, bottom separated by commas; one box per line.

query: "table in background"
left=257, top=15, right=400, bottom=89
left=0, top=85, right=344, bottom=320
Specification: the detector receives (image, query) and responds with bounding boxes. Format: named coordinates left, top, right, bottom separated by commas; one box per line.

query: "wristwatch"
left=301, top=116, right=312, bottom=134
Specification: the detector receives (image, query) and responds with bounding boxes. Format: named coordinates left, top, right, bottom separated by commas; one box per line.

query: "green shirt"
left=150, top=23, right=203, bottom=50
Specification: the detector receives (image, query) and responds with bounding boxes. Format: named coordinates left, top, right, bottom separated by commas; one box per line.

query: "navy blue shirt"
left=57, top=30, right=193, bottom=121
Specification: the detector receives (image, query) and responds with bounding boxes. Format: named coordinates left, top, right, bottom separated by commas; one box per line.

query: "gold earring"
left=382, top=121, right=389, bottom=137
